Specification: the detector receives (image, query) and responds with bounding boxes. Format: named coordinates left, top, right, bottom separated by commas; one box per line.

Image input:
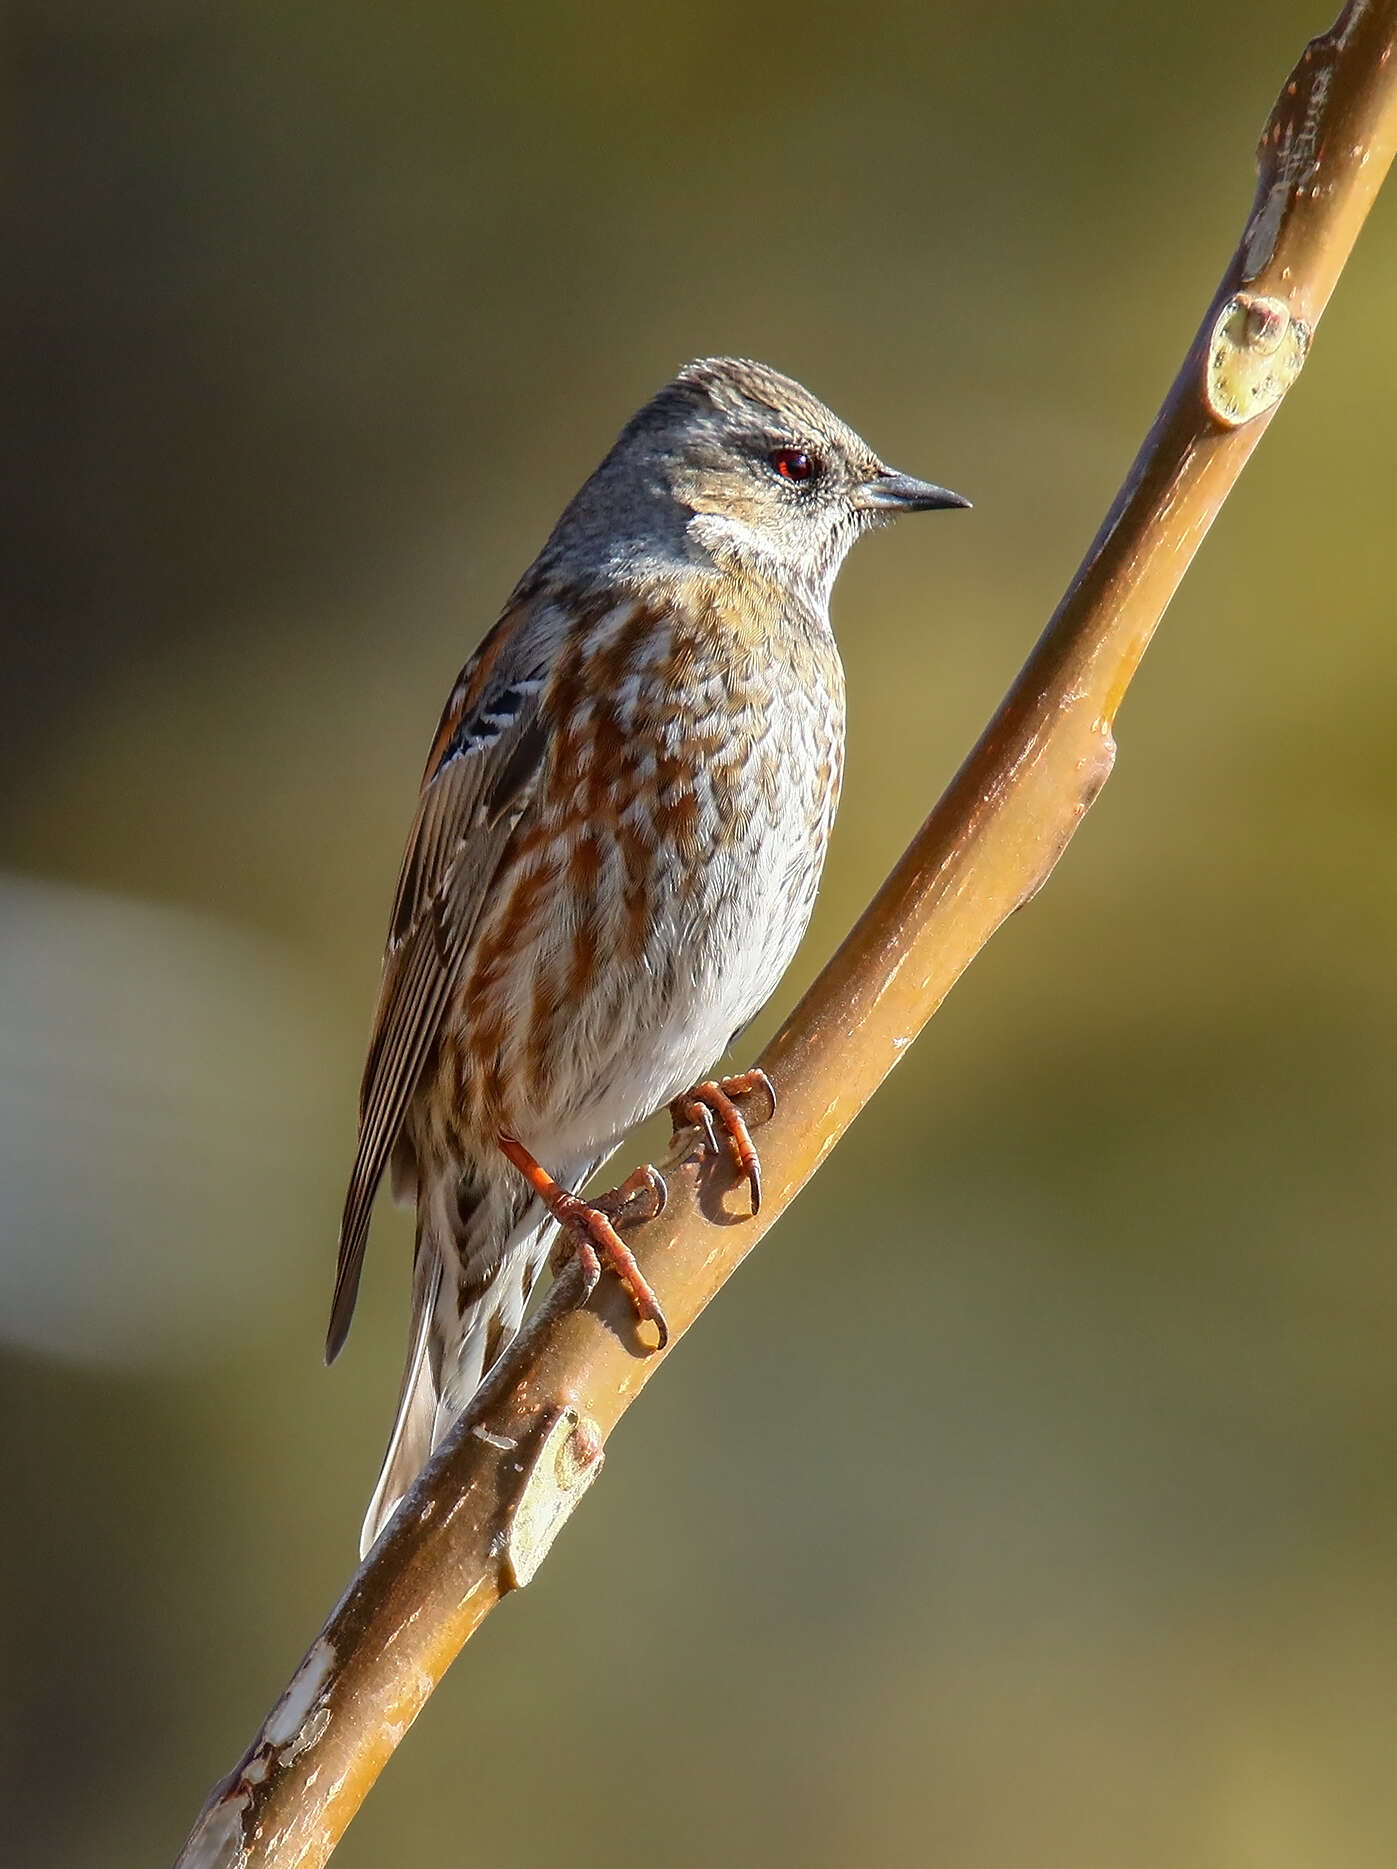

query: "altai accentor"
left=328, top=357, right=968, bottom=1555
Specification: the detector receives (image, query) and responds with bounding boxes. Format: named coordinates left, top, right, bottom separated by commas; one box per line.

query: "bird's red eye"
left=770, top=447, right=814, bottom=482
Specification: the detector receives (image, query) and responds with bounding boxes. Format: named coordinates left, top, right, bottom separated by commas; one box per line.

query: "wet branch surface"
left=175, top=7, right=1397, bottom=1863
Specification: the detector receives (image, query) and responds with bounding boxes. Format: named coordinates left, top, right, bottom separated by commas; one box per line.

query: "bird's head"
left=543, top=356, right=969, bottom=611
left=623, top=356, right=969, bottom=603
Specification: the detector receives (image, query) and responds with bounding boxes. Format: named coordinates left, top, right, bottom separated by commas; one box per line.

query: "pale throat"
left=684, top=508, right=847, bottom=617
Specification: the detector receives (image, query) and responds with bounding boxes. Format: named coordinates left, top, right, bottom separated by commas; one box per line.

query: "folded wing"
left=326, top=603, right=553, bottom=1362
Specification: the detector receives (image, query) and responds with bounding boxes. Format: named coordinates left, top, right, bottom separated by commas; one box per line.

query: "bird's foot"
left=668, top=1068, right=777, bottom=1215
left=497, top=1135, right=669, bottom=1351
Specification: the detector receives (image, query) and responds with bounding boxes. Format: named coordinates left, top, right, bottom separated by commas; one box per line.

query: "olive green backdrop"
left=3, top=3, right=1395, bottom=1865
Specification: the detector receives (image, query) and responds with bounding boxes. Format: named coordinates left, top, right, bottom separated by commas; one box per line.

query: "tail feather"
left=431, top=1248, right=539, bottom=1440
left=359, top=1243, right=441, bottom=1558
left=357, top=1187, right=549, bottom=1559
left=356, top=1149, right=611, bottom=1559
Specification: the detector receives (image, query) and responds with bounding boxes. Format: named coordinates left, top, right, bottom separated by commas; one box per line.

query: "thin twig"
left=175, top=7, right=1397, bottom=1864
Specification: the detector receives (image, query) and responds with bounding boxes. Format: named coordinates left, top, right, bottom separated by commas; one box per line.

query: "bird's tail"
left=357, top=1183, right=553, bottom=1560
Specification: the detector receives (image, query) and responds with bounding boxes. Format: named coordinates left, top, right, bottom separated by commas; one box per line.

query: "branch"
left=176, top=8, right=1397, bottom=1864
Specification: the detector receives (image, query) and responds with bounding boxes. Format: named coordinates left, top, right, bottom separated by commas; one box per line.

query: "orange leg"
left=669, top=1068, right=777, bottom=1216
left=497, top=1135, right=669, bottom=1350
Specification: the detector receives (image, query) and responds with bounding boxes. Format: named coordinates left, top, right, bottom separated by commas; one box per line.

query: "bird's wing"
left=326, top=601, right=553, bottom=1362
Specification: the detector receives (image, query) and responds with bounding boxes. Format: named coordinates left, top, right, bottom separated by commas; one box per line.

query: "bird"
left=328, top=356, right=968, bottom=1556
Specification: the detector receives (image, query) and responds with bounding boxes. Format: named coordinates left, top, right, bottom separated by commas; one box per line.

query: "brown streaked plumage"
left=330, top=356, right=968, bottom=1556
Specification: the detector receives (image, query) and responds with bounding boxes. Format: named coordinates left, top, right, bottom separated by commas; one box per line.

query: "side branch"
left=176, top=7, right=1397, bottom=1865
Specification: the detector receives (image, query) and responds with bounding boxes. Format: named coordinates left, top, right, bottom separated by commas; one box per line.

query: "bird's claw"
left=594, top=1162, right=668, bottom=1229
left=668, top=1068, right=776, bottom=1215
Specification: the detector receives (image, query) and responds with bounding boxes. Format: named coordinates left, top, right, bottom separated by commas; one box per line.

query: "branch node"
left=1205, top=292, right=1310, bottom=426
left=504, top=1407, right=606, bottom=1589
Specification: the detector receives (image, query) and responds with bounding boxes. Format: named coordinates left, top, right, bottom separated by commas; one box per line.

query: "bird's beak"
left=855, top=468, right=972, bottom=514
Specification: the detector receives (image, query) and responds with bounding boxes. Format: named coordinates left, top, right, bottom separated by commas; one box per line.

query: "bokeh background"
left=4, top=2, right=1396, bottom=1864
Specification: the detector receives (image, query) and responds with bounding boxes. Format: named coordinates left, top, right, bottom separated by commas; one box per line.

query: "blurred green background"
left=3, top=2, right=1396, bottom=1864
